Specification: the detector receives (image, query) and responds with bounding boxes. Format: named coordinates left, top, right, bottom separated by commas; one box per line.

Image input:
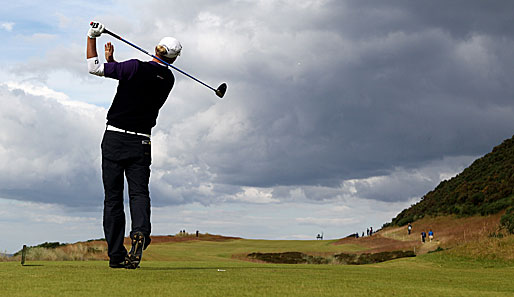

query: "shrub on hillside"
left=480, top=196, right=513, bottom=216
left=388, top=135, right=514, bottom=226
left=396, top=215, right=414, bottom=226
left=460, top=203, right=478, bottom=217
left=500, top=207, right=514, bottom=234
left=36, top=242, right=65, bottom=249
left=13, top=242, right=65, bottom=256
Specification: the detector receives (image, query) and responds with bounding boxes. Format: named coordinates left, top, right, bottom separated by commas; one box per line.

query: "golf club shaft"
left=103, top=28, right=218, bottom=93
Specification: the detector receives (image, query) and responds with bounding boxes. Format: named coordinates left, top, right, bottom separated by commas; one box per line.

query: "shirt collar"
left=151, top=60, right=168, bottom=67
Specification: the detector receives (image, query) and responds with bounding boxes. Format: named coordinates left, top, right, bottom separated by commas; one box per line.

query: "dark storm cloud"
left=321, top=1, right=514, bottom=39
left=3, top=0, right=514, bottom=207
left=161, top=0, right=514, bottom=190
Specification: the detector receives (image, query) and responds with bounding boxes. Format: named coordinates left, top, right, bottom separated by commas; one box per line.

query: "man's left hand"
left=88, top=22, right=104, bottom=39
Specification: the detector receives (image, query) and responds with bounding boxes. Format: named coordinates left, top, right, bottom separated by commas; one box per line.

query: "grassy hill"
left=2, top=230, right=514, bottom=297
left=388, top=135, right=514, bottom=229
left=6, top=212, right=513, bottom=264
left=3, top=215, right=514, bottom=296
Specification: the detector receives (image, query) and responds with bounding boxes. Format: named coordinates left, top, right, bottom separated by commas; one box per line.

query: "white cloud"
left=339, top=156, right=475, bottom=202
left=23, top=33, right=58, bottom=42
left=33, top=214, right=97, bottom=224
left=230, top=187, right=278, bottom=204
left=296, top=217, right=357, bottom=226
left=1, top=22, right=14, bottom=31
left=0, top=82, right=106, bottom=206
left=0, top=198, right=102, bottom=253
left=288, top=234, right=315, bottom=240
left=4, top=81, right=69, bottom=101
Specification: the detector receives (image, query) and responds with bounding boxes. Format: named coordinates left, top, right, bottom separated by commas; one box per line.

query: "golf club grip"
left=103, top=29, right=121, bottom=40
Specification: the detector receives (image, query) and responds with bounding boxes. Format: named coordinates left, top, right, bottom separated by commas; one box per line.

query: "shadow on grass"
left=21, top=264, right=44, bottom=267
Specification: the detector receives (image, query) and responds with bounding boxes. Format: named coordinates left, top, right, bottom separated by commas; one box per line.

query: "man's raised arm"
left=86, top=22, right=105, bottom=76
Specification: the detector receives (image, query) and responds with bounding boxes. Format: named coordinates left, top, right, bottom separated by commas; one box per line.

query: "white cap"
left=158, top=37, right=182, bottom=58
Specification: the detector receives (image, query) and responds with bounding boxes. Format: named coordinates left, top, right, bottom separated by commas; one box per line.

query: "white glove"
left=88, top=22, right=104, bottom=39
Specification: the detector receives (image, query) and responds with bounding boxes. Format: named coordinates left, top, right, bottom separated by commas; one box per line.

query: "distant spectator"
left=428, top=229, right=434, bottom=242
left=408, top=223, right=412, bottom=235
left=421, top=231, right=426, bottom=243
left=369, top=227, right=373, bottom=236
left=355, top=232, right=359, bottom=238
left=362, top=232, right=365, bottom=237
left=367, top=228, right=370, bottom=236
left=316, top=234, right=321, bottom=240
left=196, top=230, right=199, bottom=237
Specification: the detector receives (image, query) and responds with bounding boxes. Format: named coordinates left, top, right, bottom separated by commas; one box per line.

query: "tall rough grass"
left=0, top=243, right=108, bottom=262
left=445, top=233, right=514, bottom=261
left=0, top=253, right=12, bottom=262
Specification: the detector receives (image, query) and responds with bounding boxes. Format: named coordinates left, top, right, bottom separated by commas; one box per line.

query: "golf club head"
left=215, top=83, right=227, bottom=98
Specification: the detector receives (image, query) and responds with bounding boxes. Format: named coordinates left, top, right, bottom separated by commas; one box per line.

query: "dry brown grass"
left=0, top=254, right=13, bottom=262
left=445, top=233, right=514, bottom=261
left=0, top=242, right=108, bottom=262
left=334, top=213, right=512, bottom=259
left=334, top=234, right=419, bottom=254
left=2, top=234, right=239, bottom=262
left=400, top=213, right=502, bottom=246
left=131, top=233, right=240, bottom=245
left=4, top=221, right=512, bottom=263
left=27, top=243, right=108, bottom=261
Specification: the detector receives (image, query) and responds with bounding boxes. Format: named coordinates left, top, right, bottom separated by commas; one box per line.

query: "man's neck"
left=152, top=58, right=167, bottom=66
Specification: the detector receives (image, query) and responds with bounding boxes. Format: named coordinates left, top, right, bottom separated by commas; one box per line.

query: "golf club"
left=91, top=22, right=227, bottom=98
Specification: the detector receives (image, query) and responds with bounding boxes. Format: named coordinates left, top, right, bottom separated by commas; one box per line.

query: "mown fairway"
left=1, top=239, right=514, bottom=297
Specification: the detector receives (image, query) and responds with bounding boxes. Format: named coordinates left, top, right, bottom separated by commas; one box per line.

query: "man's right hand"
left=105, top=42, right=116, bottom=62
left=88, top=22, right=104, bottom=39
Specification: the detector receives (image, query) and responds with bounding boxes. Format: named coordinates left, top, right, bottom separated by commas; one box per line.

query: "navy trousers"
left=101, top=130, right=152, bottom=262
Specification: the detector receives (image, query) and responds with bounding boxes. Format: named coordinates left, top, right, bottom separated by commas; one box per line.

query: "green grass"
left=1, top=239, right=513, bottom=297
left=144, top=239, right=365, bottom=261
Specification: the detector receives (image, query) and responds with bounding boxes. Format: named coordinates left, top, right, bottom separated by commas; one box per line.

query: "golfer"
left=86, top=22, right=181, bottom=269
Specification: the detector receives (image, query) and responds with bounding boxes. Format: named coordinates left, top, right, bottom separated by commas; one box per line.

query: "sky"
left=1, top=0, right=514, bottom=253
